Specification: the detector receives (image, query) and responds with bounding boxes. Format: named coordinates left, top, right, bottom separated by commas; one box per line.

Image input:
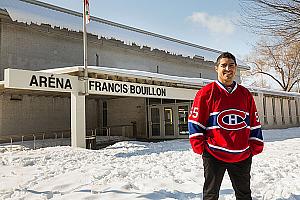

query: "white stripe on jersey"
left=206, top=126, right=220, bottom=130
left=189, top=133, right=204, bottom=138
left=250, top=125, right=262, bottom=130
left=249, top=137, right=263, bottom=143
left=207, top=143, right=250, bottom=153
left=210, top=112, right=219, bottom=116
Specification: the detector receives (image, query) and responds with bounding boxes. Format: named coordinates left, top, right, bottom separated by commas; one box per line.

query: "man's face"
left=215, top=57, right=237, bottom=85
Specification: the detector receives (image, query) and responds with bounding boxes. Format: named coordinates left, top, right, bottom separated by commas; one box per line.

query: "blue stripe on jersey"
left=208, top=114, right=218, bottom=127
left=250, top=128, right=263, bottom=140
left=245, top=115, right=250, bottom=126
left=188, top=121, right=206, bottom=135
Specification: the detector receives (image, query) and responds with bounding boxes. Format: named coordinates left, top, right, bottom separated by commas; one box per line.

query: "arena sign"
left=4, top=68, right=79, bottom=92
left=4, top=69, right=197, bottom=100
left=88, top=78, right=196, bottom=100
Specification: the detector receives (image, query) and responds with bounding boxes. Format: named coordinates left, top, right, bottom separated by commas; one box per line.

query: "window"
left=148, top=98, right=161, bottom=105
left=162, top=99, right=175, bottom=104
left=103, top=101, right=107, bottom=127
left=96, top=54, right=99, bottom=66
left=175, top=99, right=190, bottom=104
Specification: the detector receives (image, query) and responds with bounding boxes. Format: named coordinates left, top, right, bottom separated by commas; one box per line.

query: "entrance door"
left=178, top=105, right=189, bottom=135
left=149, top=107, right=161, bottom=136
left=164, top=107, right=174, bottom=136
left=148, top=103, right=190, bottom=138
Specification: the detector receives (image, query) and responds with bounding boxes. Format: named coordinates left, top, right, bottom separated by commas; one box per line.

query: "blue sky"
left=41, top=0, right=258, bottom=59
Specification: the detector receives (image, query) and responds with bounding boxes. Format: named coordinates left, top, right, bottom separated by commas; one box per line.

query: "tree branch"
left=288, top=79, right=300, bottom=92
left=253, top=71, right=286, bottom=90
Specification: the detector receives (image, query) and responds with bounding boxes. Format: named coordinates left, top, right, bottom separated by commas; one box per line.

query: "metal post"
left=10, top=137, right=13, bottom=151
left=21, top=136, right=24, bottom=151
left=42, top=133, right=45, bottom=148
left=83, top=0, right=89, bottom=95
left=33, top=134, right=36, bottom=150
left=55, top=133, right=57, bottom=146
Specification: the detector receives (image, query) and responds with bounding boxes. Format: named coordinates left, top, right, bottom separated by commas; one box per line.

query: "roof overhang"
left=41, top=66, right=211, bottom=89
left=0, top=66, right=299, bottom=98
left=1, top=67, right=205, bottom=100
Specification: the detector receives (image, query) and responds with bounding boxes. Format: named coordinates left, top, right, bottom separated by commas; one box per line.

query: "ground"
left=0, top=127, right=300, bottom=200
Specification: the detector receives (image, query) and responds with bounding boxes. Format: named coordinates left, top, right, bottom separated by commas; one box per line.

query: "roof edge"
left=19, top=0, right=223, bottom=55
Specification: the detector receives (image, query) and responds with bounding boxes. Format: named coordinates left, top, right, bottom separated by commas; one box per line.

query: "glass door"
left=178, top=105, right=189, bottom=135
left=164, top=107, right=174, bottom=136
left=149, top=107, right=161, bottom=136
left=148, top=103, right=189, bottom=138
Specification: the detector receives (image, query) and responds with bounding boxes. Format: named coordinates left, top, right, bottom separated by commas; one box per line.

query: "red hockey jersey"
left=188, top=81, right=264, bottom=163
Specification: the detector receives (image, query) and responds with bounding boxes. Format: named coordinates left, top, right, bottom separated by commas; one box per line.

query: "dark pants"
left=202, top=151, right=252, bottom=200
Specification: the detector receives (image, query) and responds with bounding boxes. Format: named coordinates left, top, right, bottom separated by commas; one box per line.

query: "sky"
left=40, top=0, right=258, bottom=60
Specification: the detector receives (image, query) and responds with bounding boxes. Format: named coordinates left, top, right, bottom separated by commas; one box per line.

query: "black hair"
left=216, top=52, right=237, bottom=65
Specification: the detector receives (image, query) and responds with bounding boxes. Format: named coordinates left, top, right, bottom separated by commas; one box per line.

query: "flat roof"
left=42, top=66, right=300, bottom=98
left=1, top=66, right=300, bottom=98
left=41, top=66, right=211, bottom=88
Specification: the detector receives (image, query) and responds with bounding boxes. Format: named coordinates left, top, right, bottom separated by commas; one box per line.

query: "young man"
left=188, top=52, right=264, bottom=200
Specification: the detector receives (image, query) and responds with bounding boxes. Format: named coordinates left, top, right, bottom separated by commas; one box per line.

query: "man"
left=188, top=52, right=264, bottom=200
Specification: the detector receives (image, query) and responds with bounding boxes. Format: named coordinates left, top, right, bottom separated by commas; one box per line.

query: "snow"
left=0, top=127, right=300, bottom=200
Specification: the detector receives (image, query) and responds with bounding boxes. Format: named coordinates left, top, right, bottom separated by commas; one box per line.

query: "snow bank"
left=0, top=127, right=300, bottom=200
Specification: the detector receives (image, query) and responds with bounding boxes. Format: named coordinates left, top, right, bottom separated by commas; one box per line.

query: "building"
left=0, top=0, right=299, bottom=145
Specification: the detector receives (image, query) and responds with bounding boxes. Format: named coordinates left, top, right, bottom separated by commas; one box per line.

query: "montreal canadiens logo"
left=217, top=109, right=248, bottom=130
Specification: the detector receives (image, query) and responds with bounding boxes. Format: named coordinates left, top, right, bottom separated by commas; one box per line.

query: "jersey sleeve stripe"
left=188, top=122, right=206, bottom=135
left=188, top=120, right=206, bottom=129
left=250, top=125, right=262, bottom=130
left=250, top=128, right=263, bottom=140
left=189, top=133, right=204, bottom=138
left=249, top=137, right=264, bottom=143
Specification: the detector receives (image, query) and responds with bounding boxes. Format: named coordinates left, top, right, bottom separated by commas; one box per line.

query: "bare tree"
left=245, top=39, right=300, bottom=92
left=239, top=0, right=300, bottom=44
left=241, top=69, right=271, bottom=88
